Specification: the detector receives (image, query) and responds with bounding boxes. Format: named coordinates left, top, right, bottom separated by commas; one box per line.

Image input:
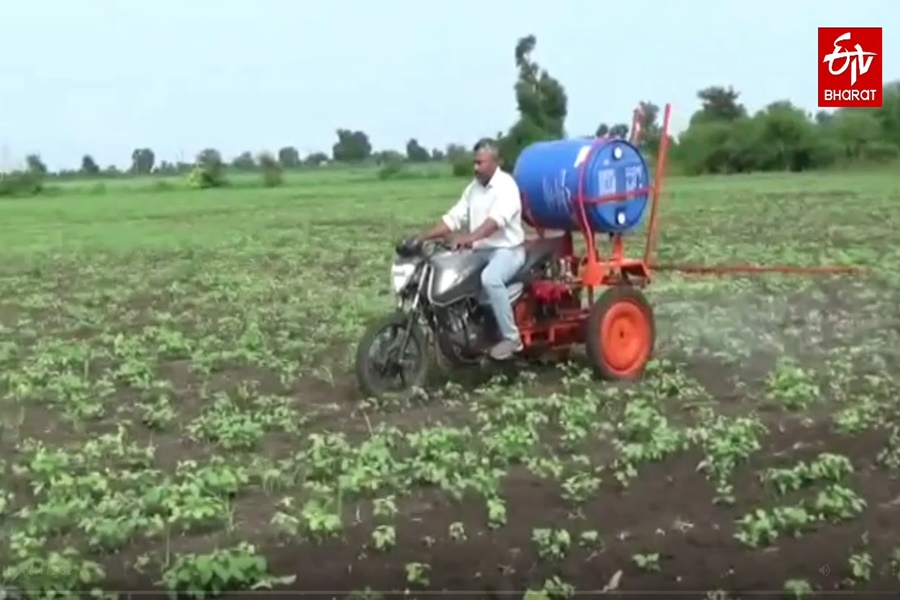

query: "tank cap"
left=612, top=146, right=623, bottom=160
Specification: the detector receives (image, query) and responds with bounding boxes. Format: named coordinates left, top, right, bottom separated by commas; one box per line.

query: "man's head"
left=472, top=139, right=500, bottom=185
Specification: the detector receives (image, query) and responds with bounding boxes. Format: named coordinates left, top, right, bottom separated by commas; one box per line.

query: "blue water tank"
left=512, top=138, right=650, bottom=233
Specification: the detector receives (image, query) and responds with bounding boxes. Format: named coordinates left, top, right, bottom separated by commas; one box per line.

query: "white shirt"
left=441, top=169, right=525, bottom=249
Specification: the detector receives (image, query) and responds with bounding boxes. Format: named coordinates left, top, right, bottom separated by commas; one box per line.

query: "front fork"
left=392, top=288, right=432, bottom=365
left=395, top=310, right=420, bottom=358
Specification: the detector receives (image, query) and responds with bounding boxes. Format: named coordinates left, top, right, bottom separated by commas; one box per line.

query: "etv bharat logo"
left=824, top=32, right=877, bottom=86
left=818, top=27, right=883, bottom=108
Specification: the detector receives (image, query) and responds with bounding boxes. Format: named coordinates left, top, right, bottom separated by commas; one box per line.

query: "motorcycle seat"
left=511, top=233, right=566, bottom=284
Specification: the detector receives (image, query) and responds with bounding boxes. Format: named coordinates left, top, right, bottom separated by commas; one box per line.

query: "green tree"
left=130, top=148, right=155, bottom=175
left=497, top=35, right=568, bottom=169
left=831, top=109, right=885, bottom=160
left=748, top=101, right=825, bottom=171
left=277, top=146, right=300, bottom=168
left=445, top=144, right=468, bottom=159
left=231, top=151, right=255, bottom=171
left=675, top=120, right=734, bottom=174
left=332, top=129, right=372, bottom=162
left=155, top=161, right=180, bottom=175
left=671, top=82, right=900, bottom=174
left=188, top=148, right=227, bottom=188
left=874, top=81, right=900, bottom=146
left=451, top=153, right=473, bottom=178
left=373, top=150, right=404, bottom=164
left=305, top=152, right=329, bottom=166
left=258, top=152, right=283, bottom=187
left=378, top=153, right=408, bottom=180
left=635, top=101, right=661, bottom=148
left=405, top=139, right=430, bottom=162
left=25, top=154, right=47, bottom=175
left=80, top=155, right=100, bottom=176
left=691, top=86, right=747, bottom=124
left=609, top=123, right=629, bottom=139
left=0, top=171, right=43, bottom=197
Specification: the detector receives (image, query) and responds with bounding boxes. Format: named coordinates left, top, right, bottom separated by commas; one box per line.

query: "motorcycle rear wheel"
left=435, top=332, right=482, bottom=368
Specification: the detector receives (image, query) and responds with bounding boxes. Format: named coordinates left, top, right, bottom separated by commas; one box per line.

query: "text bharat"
left=822, top=88, right=878, bottom=102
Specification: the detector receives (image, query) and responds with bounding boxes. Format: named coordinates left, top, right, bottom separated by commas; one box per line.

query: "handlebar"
left=395, top=237, right=455, bottom=258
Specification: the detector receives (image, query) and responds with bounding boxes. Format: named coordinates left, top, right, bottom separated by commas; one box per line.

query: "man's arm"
left=463, top=217, right=500, bottom=244
left=416, top=187, right=470, bottom=241
left=417, top=220, right=452, bottom=242
left=457, top=178, right=520, bottom=245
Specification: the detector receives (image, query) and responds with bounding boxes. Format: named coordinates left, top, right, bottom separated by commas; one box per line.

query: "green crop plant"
left=0, top=169, right=898, bottom=594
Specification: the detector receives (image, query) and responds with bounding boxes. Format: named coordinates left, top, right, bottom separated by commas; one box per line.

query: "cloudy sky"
left=0, top=0, right=896, bottom=170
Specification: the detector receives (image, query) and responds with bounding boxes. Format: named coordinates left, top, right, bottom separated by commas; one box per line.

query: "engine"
left=437, top=258, right=582, bottom=361
left=443, top=298, right=491, bottom=351
left=529, top=280, right=577, bottom=319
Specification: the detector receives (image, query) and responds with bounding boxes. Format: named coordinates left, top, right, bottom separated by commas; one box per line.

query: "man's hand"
left=449, top=235, right=474, bottom=250
left=417, top=221, right=453, bottom=243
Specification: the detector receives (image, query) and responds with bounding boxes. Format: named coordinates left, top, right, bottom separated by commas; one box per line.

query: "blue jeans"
left=479, top=246, right=526, bottom=343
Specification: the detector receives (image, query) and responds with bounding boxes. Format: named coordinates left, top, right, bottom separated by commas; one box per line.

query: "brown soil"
left=248, top=417, right=900, bottom=595
left=8, top=275, right=899, bottom=598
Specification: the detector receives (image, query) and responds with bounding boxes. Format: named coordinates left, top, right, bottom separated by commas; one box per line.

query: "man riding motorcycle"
left=414, top=140, right=526, bottom=360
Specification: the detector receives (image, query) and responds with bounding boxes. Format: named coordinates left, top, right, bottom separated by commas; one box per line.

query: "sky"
left=0, top=0, right=897, bottom=171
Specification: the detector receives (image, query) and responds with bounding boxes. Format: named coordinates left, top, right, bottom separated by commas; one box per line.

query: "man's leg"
left=480, top=246, right=526, bottom=360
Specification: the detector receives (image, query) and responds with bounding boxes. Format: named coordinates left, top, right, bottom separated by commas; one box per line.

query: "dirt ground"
left=1, top=278, right=893, bottom=597
left=4, top=174, right=900, bottom=598
left=76, top=287, right=893, bottom=597
left=266, top=280, right=900, bottom=595
left=253, top=417, right=900, bottom=595
left=4, top=277, right=899, bottom=598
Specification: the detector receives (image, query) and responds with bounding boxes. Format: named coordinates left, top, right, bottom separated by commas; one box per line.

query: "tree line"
left=2, top=35, right=898, bottom=196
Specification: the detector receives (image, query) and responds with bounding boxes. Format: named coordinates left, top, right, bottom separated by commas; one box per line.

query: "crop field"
left=1, top=169, right=899, bottom=597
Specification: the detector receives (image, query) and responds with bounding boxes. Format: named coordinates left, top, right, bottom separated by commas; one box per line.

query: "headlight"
left=390, top=263, right=416, bottom=294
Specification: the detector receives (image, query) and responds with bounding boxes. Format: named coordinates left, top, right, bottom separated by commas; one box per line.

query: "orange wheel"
left=585, top=286, right=655, bottom=380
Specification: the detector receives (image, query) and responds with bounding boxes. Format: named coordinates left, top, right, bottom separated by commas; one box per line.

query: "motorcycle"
left=354, top=236, right=573, bottom=398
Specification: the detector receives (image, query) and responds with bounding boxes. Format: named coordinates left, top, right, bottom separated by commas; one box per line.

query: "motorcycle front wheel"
left=355, top=311, right=430, bottom=398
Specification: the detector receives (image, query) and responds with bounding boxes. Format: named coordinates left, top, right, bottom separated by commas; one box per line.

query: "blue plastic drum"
left=513, top=138, right=650, bottom=233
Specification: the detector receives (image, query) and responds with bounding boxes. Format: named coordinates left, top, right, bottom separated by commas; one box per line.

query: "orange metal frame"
left=515, top=102, right=864, bottom=351
left=515, top=104, right=672, bottom=350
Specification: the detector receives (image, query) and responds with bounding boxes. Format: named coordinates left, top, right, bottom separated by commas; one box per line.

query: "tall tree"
left=25, top=154, right=47, bottom=175
left=277, top=146, right=300, bottom=168
left=80, top=155, right=100, bottom=175
left=405, top=139, right=430, bottom=162
left=130, top=148, right=155, bottom=175
left=231, top=151, right=255, bottom=170
left=332, top=129, right=372, bottom=162
left=498, top=35, right=569, bottom=168
left=691, top=86, right=747, bottom=124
